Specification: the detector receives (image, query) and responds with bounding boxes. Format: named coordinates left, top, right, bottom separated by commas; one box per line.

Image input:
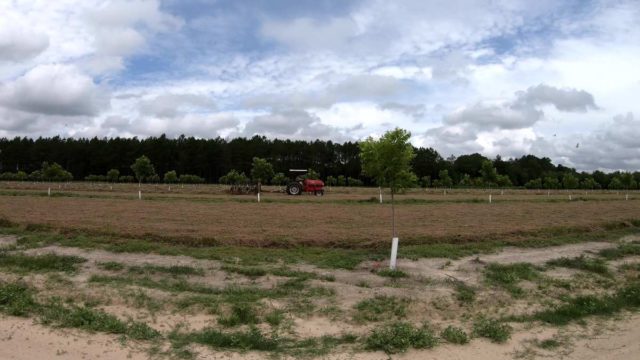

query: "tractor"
left=286, top=169, right=325, bottom=196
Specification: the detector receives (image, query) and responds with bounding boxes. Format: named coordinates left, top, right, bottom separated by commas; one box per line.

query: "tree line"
left=0, top=134, right=638, bottom=189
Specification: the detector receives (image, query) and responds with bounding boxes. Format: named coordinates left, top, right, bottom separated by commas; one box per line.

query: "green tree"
left=337, top=175, right=346, bottom=186
left=219, top=170, right=249, bottom=185
left=524, top=178, right=542, bottom=189
left=438, top=169, right=453, bottom=188
left=130, top=155, right=156, bottom=187
left=620, top=172, right=637, bottom=189
left=360, top=128, right=417, bottom=245
left=272, top=172, right=287, bottom=186
left=496, top=174, right=512, bottom=187
left=106, top=169, right=120, bottom=182
left=543, top=176, right=560, bottom=189
left=163, top=170, right=178, bottom=183
left=420, top=175, right=431, bottom=188
left=326, top=175, right=337, bottom=186
left=562, top=173, right=579, bottom=189
left=250, top=157, right=274, bottom=185
left=41, top=162, right=73, bottom=182
left=480, top=160, right=498, bottom=186
left=609, top=177, right=623, bottom=190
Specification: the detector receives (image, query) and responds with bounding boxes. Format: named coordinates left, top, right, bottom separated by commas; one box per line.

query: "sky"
left=0, top=0, right=639, bottom=171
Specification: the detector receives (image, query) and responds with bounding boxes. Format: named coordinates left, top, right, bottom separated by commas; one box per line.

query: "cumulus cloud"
left=138, top=94, right=216, bottom=118
left=0, top=16, right=49, bottom=62
left=0, top=64, right=109, bottom=116
left=242, top=109, right=349, bottom=141
left=514, top=84, right=598, bottom=112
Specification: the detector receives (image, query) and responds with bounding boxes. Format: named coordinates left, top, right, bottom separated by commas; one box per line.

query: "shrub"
left=365, top=322, right=437, bottom=354
left=440, top=325, right=469, bottom=344
left=473, top=317, right=512, bottom=343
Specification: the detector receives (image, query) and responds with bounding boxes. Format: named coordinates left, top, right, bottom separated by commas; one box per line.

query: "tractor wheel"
left=286, top=182, right=302, bottom=195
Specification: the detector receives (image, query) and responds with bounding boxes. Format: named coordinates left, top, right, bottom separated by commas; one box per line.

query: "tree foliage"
left=360, top=128, right=417, bottom=193
left=130, top=156, right=156, bottom=185
left=250, top=157, right=274, bottom=184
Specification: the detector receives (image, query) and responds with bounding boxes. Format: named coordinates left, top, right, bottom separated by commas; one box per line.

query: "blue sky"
left=0, top=0, right=639, bottom=171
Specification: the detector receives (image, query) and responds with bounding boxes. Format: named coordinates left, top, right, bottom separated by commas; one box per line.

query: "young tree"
left=106, top=169, right=120, bottom=182
left=272, top=172, right=287, bottom=186
left=562, top=173, right=579, bottom=189
left=325, top=175, right=337, bottom=187
left=130, top=155, right=156, bottom=187
left=438, top=169, right=453, bottom=188
left=250, top=157, right=274, bottom=185
left=164, top=170, right=178, bottom=183
left=480, top=160, right=498, bottom=187
left=360, top=128, right=417, bottom=269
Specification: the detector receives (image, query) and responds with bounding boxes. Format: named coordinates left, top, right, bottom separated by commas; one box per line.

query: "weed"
left=129, top=264, right=204, bottom=276
left=354, top=295, right=409, bottom=322
left=485, top=263, right=540, bottom=297
left=265, top=309, right=285, bottom=327
left=221, top=265, right=267, bottom=278
left=547, top=256, right=610, bottom=275
left=454, top=282, right=476, bottom=304
left=218, top=303, right=260, bottom=327
left=365, top=321, right=438, bottom=354
left=473, top=317, right=512, bottom=343
left=97, top=261, right=125, bottom=271
left=0, top=253, right=85, bottom=273
left=356, top=280, right=370, bottom=288
left=376, top=269, right=408, bottom=278
left=536, top=338, right=561, bottom=349
left=172, top=326, right=279, bottom=351
left=0, top=281, right=37, bottom=316
left=440, top=325, right=469, bottom=345
left=598, top=243, right=640, bottom=260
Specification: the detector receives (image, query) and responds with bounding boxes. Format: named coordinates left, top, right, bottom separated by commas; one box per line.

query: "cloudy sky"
left=1, top=0, right=639, bottom=171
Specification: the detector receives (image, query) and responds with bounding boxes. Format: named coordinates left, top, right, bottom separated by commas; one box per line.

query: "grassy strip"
left=128, top=264, right=204, bottom=276
left=547, top=255, right=610, bottom=275
left=2, top=219, right=639, bottom=270
left=533, top=282, right=640, bottom=325
left=484, top=263, right=541, bottom=297
left=598, top=243, right=640, bottom=260
left=0, top=281, right=159, bottom=340
left=354, top=295, right=410, bottom=322
left=0, top=252, right=86, bottom=273
left=364, top=321, right=438, bottom=354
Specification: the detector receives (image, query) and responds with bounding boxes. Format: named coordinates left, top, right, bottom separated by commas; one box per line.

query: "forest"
left=0, top=134, right=638, bottom=189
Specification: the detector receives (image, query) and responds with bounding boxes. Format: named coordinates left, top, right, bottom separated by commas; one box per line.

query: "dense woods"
left=0, top=135, right=638, bottom=189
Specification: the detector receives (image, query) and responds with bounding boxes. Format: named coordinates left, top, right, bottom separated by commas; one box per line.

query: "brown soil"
left=1, top=194, right=639, bottom=247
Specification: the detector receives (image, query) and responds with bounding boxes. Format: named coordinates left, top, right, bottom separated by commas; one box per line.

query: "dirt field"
left=0, top=183, right=639, bottom=246
left=1, top=231, right=639, bottom=359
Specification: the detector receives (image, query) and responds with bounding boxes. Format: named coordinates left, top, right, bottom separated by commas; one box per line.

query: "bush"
left=119, top=175, right=135, bottom=183
left=473, top=317, right=511, bottom=343
left=365, top=322, right=437, bottom=354
left=163, top=170, right=178, bottom=183
left=440, top=325, right=469, bottom=344
left=179, top=174, right=204, bottom=184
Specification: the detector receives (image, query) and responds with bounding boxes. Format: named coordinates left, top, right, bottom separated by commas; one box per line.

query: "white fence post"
left=390, top=237, right=399, bottom=270
left=138, top=190, right=142, bottom=200
left=48, top=187, right=51, bottom=197
left=379, top=187, right=383, bottom=204
left=489, top=194, right=492, bottom=203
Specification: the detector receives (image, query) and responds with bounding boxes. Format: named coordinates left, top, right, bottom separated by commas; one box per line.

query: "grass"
left=0, top=281, right=159, bottom=340
left=453, top=281, right=476, bottom=304
left=97, top=261, right=125, bottom=271
left=598, top=243, right=640, bottom=260
left=0, top=252, right=86, bottom=273
left=376, top=268, right=409, bottom=278
left=440, top=325, right=469, bottom=345
left=485, top=262, right=540, bottom=297
left=536, top=338, right=562, bottom=349
left=473, top=317, right=512, bottom=343
left=221, top=265, right=267, bottom=278
left=128, top=264, right=204, bottom=276
left=532, top=282, right=640, bottom=325
left=171, top=326, right=278, bottom=352
left=547, top=255, right=610, bottom=275
left=218, top=303, right=260, bottom=327
left=364, top=321, right=438, bottom=354
left=353, top=295, right=410, bottom=322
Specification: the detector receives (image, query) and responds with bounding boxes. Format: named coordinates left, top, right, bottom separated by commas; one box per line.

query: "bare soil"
left=1, top=194, right=639, bottom=246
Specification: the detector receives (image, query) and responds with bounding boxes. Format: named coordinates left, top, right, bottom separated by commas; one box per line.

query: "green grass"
left=0, top=281, right=159, bottom=340
left=532, top=282, right=640, bottom=325
left=547, top=255, right=610, bottom=275
left=376, top=269, right=409, bottom=278
left=221, top=265, right=267, bottom=278
left=440, top=325, right=469, bottom=345
left=354, top=295, right=410, bottom=322
left=265, top=309, right=285, bottom=327
left=484, top=262, right=540, bottom=297
left=171, top=326, right=278, bottom=351
left=536, top=338, right=562, bottom=349
left=454, top=282, right=476, bottom=304
left=218, top=303, right=260, bottom=327
left=473, top=317, right=512, bottom=343
left=365, top=321, right=438, bottom=354
left=598, top=243, right=640, bottom=260
left=128, top=264, right=204, bottom=276
left=0, top=252, right=86, bottom=273
left=97, top=261, right=125, bottom=271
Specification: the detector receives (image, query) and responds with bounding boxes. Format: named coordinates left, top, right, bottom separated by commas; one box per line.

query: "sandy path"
left=0, top=316, right=149, bottom=360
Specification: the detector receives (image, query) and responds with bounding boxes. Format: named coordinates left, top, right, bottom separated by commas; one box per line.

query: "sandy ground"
left=2, top=235, right=640, bottom=359
left=1, top=314, right=638, bottom=360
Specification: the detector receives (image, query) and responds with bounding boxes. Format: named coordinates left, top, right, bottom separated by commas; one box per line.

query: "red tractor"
left=286, top=169, right=325, bottom=196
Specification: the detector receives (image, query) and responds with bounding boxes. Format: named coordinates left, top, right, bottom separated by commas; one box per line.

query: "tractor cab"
left=286, top=169, right=325, bottom=196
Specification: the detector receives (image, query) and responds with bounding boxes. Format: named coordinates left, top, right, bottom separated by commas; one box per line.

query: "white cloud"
left=0, top=15, right=49, bottom=62
left=0, top=64, right=109, bottom=116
